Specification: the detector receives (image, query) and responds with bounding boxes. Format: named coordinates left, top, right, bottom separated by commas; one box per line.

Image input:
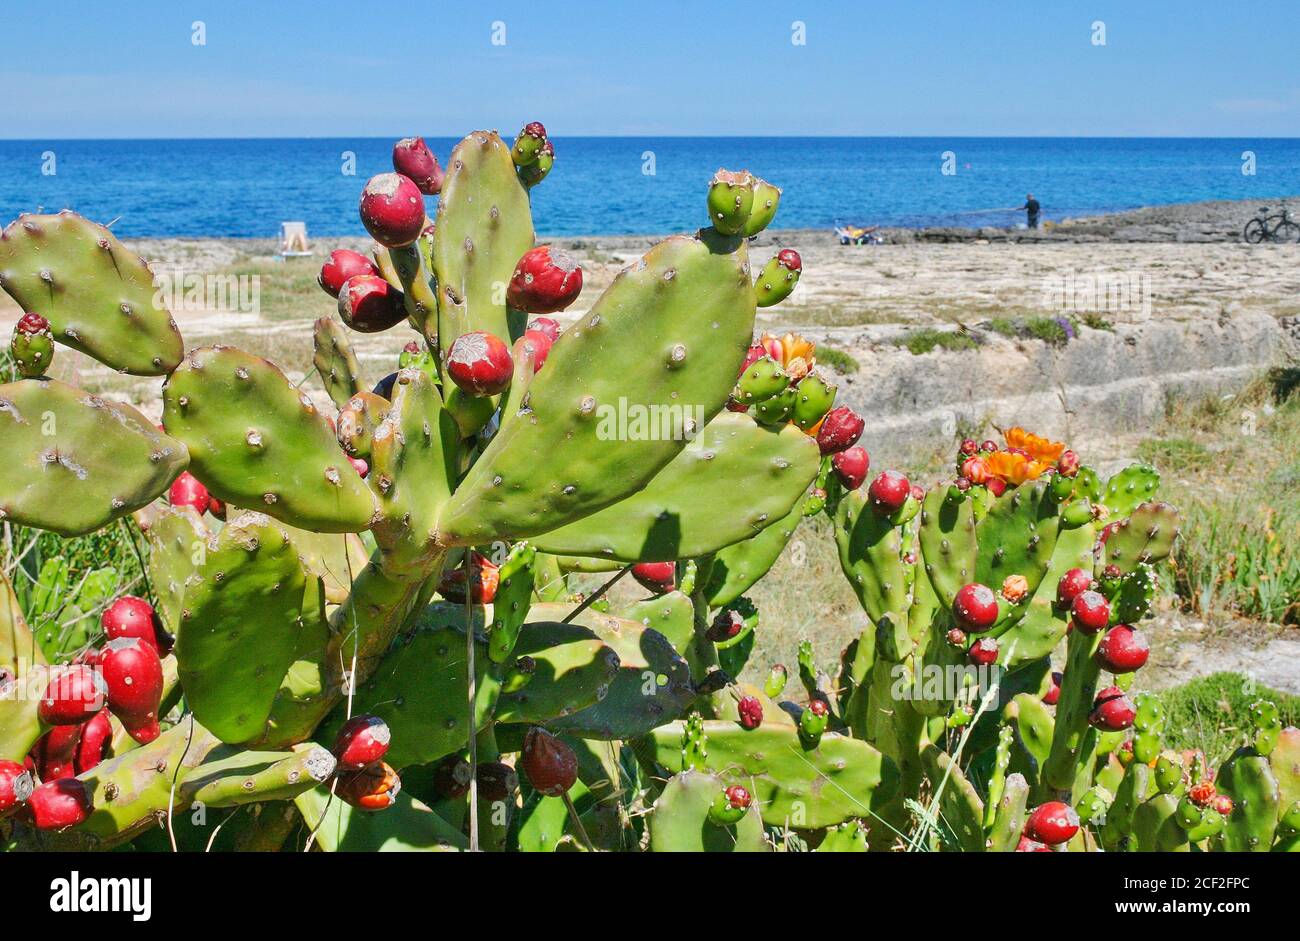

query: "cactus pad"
left=1102, top=501, right=1180, bottom=575
left=1101, top=463, right=1160, bottom=518
left=647, top=770, right=768, bottom=852
left=313, top=317, right=363, bottom=409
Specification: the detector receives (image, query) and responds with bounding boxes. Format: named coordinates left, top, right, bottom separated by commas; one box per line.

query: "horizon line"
left=3, top=134, right=1299, bottom=142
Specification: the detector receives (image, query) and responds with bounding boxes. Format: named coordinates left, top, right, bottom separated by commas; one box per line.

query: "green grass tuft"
left=898, top=329, right=978, bottom=356
left=815, top=346, right=859, bottom=374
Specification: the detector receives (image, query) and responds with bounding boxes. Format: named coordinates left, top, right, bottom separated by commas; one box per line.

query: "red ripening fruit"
left=1211, top=795, right=1234, bottom=817
left=102, top=595, right=172, bottom=657
left=332, top=714, right=392, bottom=772
left=985, top=477, right=1007, bottom=497
left=318, top=249, right=379, bottom=298
left=868, top=470, right=911, bottom=513
left=1043, top=671, right=1063, bottom=706
left=438, top=552, right=500, bottom=604
left=1096, top=624, right=1150, bottom=673
left=1071, top=590, right=1111, bottom=635
left=909, top=484, right=925, bottom=502
left=831, top=447, right=870, bottom=490
left=1090, top=685, right=1136, bottom=731
left=968, top=636, right=999, bottom=666
left=100, top=637, right=164, bottom=744
left=776, top=248, right=802, bottom=273
left=815, top=406, right=865, bottom=455
left=30, top=725, right=82, bottom=780
left=431, top=754, right=473, bottom=799
left=808, top=698, right=829, bottom=717
left=521, top=329, right=553, bottom=371
left=526, top=316, right=561, bottom=343
left=0, top=759, right=34, bottom=813
left=16, top=312, right=50, bottom=335
left=337, top=761, right=401, bottom=811
left=358, top=172, right=425, bottom=248
left=392, top=137, right=444, bottom=196
left=39, top=665, right=105, bottom=726
left=952, top=583, right=999, bottom=633
left=724, top=784, right=751, bottom=810
left=168, top=471, right=210, bottom=516
left=1016, top=835, right=1053, bottom=852
left=961, top=456, right=989, bottom=484
left=476, top=761, right=518, bottom=802
left=945, top=627, right=968, bottom=648
left=737, top=696, right=764, bottom=730
left=707, top=609, right=744, bottom=643
left=959, top=438, right=978, bottom=456
left=1056, top=568, right=1093, bottom=607
left=26, top=778, right=93, bottom=831
left=337, top=274, right=407, bottom=333
left=507, top=245, right=584, bottom=314
left=737, top=343, right=766, bottom=378
left=75, top=710, right=114, bottom=774
left=1057, top=450, right=1080, bottom=477
left=445, top=330, right=514, bottom=396
left=631, top=562, right=675, bottom=594
left=1025, top=801, right=1080, bottom=845
left=520, top=727, right=579, bottom=797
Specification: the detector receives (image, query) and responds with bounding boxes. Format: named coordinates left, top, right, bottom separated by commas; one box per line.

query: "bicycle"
left=1243, top=203, right=1300, bottom=243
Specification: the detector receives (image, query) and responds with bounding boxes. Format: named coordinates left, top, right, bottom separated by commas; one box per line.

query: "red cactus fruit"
left=1070, top=590, right=1111, bottom=635
left=337, top=274, right=407, bottom=333
left=102, top=595, right=172, bottom=656
left=980, top=439, right=999, bottom=453
left=74, top=710, right=114, bottom=775
left=392, top=137, right=444, bottom=196
left=1057, top=449, right=1080, bottom=477
left=707, top=609, right=744, bottom=643
left=1056, top=568, right=1093, bottom=606
left=337, top=761, right=401, bottom=811
left=775, top=248, right=802, bottom=273
left=332, top=714, right=392, bottom=772
left=30, top=725, right=82, bottom=780
left=631, top=562, right=675, bottom=594
left=475, top=761, right=518, bottom=802
left=808, top=698, right=829, bottom=717
left=831, top=446, right=870, bottom=490
left=1025, top=801, right=1080, bottom=844
left=1096, top=624, right=1150, bottom=673
left=961, top=456, right=989, bottom=484
left=527, top=316, right=562, bottom=343
left=521, top=329, right=553, bottom=371
left=507, top=245, right=583, bottom=314
left=968, top=636, right=999, bottom=666
left=985, top=477, right=1007, bottom=497
left=16, top=312, right=50, bottom=335
left=909, top=484, right=925, bottom=502
left=815, top=406, right=865, bottom=455
left=953, top=583, right=999, bottom=633
left=1188, top=780, right=1216, bottom=807
left=445, top=330, right=514, bottom=396
left=868, top=470, right=911, bottom=513
left=438, top=552, right=500, bottom=604
left=959, top=438, right=978, bottom=456
left=0, top=759, right=34, bottom=813
left=39, top=664, right=105, bottom=726
left=358, top=172, right=425, bottom=248
left=168, top=471, right=210, bottom=516
left=724, top=784, right=751, bottom=810
left=27, top=778, right=92, bottom=831
left=1016, top=835, right=1053, bottom=852
left=207, top=496, right=226, bottom=520
left=1043, top=671, right=1063, bottom=706
left=430, top=754, right=473, bottom=799
left=520, top=727, right=578, bottom=797
left=318, top=249, right=379, bottom=298
left=945, top=627, right=968, bottom=648
left=1211, top=794, right=1234, bottom=817
left=1090, top=685, right=1136, bottom=731
left=737, top=696, right=764, bottom=730
left=100, top=637, right=164, bottom=744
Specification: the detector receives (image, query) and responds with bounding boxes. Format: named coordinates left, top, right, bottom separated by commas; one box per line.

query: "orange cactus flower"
left=1004, top=427, right=1066, bottom=465
left=758, top=332, right=816, bottom=380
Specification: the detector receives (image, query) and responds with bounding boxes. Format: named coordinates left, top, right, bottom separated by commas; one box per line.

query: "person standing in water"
left=1020, top=193, right=1041, bottom=229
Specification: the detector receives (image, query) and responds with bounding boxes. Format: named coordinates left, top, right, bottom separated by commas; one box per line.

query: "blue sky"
left=3, top=1, right=1297, bottom=138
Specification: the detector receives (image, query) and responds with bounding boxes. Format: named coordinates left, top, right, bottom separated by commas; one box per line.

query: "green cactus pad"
left=439, top=231, right=755, bottom=546
left=993, top=521, right=1094, bottom=667
left=647, top=769, right=768, bottom=852
left=295, top=785, right=467, bottom=852
left=313, top=317, right=363, bottom=410
left=1216, top=749, right=1281, bottom=851
left=145, top=506, right=208, bottom=633
left=743, top=178, right=782, bottom=237
left=1132, top=792, right=1187, bottom=851
left=1102, top=501, right=1180, bottom=576
left=1270, top=727, right=1300, bottom=818
left=921, top=744, right=985, bottom=851
left=487, top=541, right=536, bottom=664
left=918, top=488, right=977, bottom=607
left=174, top=512, right=316, bottom=744
left=987, top=771, right=1030, bottom=851
left=615, top=590, right=694, bottom=655
left=0, top=212, right=183, bottom=375
left=833, top=487, right=909, bottom=625
left=162, top=346, right=376, bottom=533
left=648, top=719, right=898, bottom=829
left=704, top=500, right=802, bottom=609
left=0, top=378, right=189, bottom=536
left=432, top=131, right=535, bottom=352
left=336, top=390, right=388, bottom=460
left=815, top=820, right=870, bottom=852
left=185, top=743, right=337, bottom=807
left=1102, top=463, right=1160, bottom=518
left=493, top=620, right=624, bottom=725
left=532, top=413, right=818, bottom=562
left=1, top=568, right=39, bottom=674
left=973, top=480, right=1060, bottom=601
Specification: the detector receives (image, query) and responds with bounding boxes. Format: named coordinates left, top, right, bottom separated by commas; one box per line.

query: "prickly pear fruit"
left=961, top=456, right=990, bottom=484
left=631, top=562, right=675, bottom=594
left=831, top=446, right=870, bottom=490
left=39, top=665, right=105, bottom=725
left=707, top=609, right=745, bottom=643
left=476, top=761, right=518, bottom=802
left=100, top=637, right=164, bottom=744
left=755, top=249, right=802, bottom=308
left=816, top=406, right=864, bottom=454
left=74, top=709, right=112, bottom=774
left=1096, top=625, right=1149, bottom=673
left=392, top=137, right=445, bottom=195
left=512, top=121, right=548, bottom=167
left=744, top=178, right=782, bottom=237
left=26, top=778, right=92, bottom=830
left=507, top=245, right=583, bottom=314
left=102, top=595, right=172, bottom=656
left=168, top=471, right=210, bottom=516
left=359, top=173, right=425, bottom=248
left=707, top=169, right=755, bottom=235
left=1090, top=686, right=1136, bottom=731
left=968, top=636, right=999, bottom=665
left=800, top=698, right=830, bottom=740
left=868, top=470, right=910, bottom=514
left=953, top=583, right=999, bottom=633
left=332, top=715, right=392, bottom=772
left=526, top=316, right=561, bottom=343
left=10, top=312, right=53, bottom=378
left=445, top=330, right=513, bottom=396
left=520, top=329, right=553, bottom=371
left=337, top=274, right=407, bottom=333
left=1056, top=567, right=1093, bottom=606
left=1070, top=590, right=1111, bottom=635
left=337, top=761, right=401, bottom=811
left=708, top=783, right=752, bottom=825
left=437, top=552, right=500, bottom=604
left=1016, top=835, right=1052, bottom=852
left=737, top=696, right=763, bottom=730
left=985, top=477, right=1007, bottom=497
left=30, top=725, right=81, bottom=780
left=1043, top=671, right=1063, bottom=706
left=764, top=664, right=788, bottom=699
left=431, top=754, right=473, bottom=799
left=518, top=139, right=554, bottom=187
left=520, top=727, right=578, bottom=797
left=318, top=249, right=379, bottom=298
left=791, top=369, right=835, bottom=431
left=1211, top=794, right=1233, bottom=817
left=1057, top=450, right=1080, bottom=477
left=1025, top=801, right=1080, bottom=844
left=0, top=759, right=34, bottom=813
left=734, top=354, right=788, bottom=405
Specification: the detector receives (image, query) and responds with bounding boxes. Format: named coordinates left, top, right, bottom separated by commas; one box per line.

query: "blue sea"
left=2, top=137, right=1299, bottom=238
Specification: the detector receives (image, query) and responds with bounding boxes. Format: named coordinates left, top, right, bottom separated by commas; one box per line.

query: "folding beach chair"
left=279, top=221, right=312, bottom=258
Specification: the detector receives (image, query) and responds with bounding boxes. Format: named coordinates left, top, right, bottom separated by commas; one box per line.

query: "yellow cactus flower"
left=1004, top=427, right=1066, bottom=465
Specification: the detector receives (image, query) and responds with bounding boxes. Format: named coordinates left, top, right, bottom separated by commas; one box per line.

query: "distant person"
left=1020, top=193, right=1041, bottom=229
